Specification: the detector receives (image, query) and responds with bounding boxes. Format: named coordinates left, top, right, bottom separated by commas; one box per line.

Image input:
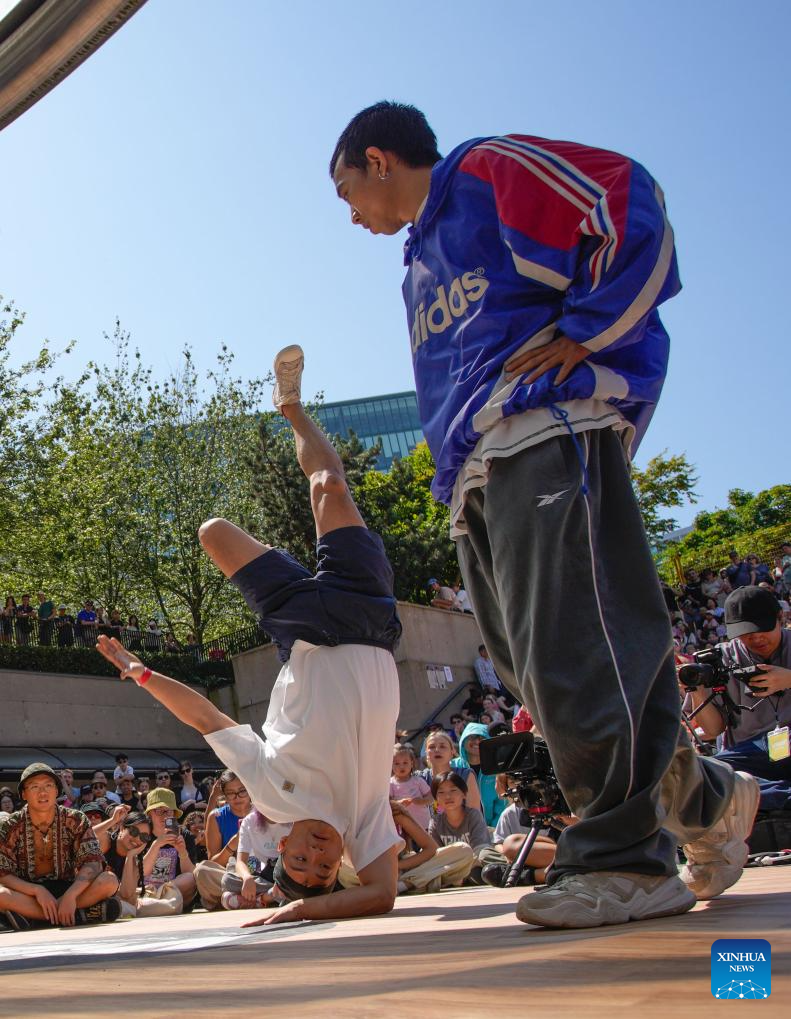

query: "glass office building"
left=315, top=391, right=423, bottom=469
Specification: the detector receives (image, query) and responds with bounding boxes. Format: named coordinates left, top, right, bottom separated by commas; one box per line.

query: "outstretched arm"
left=242, top=844, right=399, bottom=927
left=96, top=636, right=236, bottom=735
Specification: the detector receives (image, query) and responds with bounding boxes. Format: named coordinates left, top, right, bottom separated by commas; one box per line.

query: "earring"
left=378, top=171, right=390, bottom=181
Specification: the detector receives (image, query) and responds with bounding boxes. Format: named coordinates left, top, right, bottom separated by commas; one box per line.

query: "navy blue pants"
left=716, top=738, right=791, bottom=811
left=230, top=525, right=401, bottom=661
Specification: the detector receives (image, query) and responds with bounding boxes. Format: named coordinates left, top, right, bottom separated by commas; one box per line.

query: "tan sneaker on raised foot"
left=515, top=871, right=695, bottom=929
left=272, top=344, right=304, bottom=409
left=681, top=770, right=760, bottom=900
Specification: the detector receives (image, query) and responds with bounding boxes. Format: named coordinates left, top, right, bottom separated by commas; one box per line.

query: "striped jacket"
left=402, top=134, right=682, bottom=505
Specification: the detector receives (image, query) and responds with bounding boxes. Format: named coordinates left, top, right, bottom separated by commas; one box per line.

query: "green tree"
left=631, top=450, right=699, bottom=547
left=109, top=341, right=267, bottom=639
left=4, top=327, right=269, bottom=640
left=358, top=442, right=459, bottom=602
left=0, top=297, right=67, bottom=578
left=671, top=485, right=791, bottom=559
left=247, top=411, right=381, bottom=566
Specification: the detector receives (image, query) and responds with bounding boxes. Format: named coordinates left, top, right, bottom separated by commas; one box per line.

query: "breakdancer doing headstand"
left=97, top=344, right=403, bottom=925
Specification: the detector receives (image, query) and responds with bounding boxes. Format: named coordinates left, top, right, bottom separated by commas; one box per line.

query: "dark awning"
left=0, top=0, right=149, bottom=132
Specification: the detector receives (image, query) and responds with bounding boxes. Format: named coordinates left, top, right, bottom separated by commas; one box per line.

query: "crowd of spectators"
left=3, top=551, right=789, bottom=932
left=0, top=592, right=198, bottom=655
left=0, top=642, right=552, bottom=929
left=663, top=546, right=791, bottom=654
left=427, top=578, right=473, bottom=614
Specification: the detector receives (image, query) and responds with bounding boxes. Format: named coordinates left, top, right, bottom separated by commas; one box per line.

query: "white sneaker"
left=272, top=344, right=304, bottom=409
left=221, top=891, right=242, bottom=910
left=516, top=871, right=695, bottom=929
left=681, top=770, right=760, bottom=900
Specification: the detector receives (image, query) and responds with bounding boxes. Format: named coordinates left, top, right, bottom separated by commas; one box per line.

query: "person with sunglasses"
left=93, top=808, right=152, bottom=910
left=154, top=770, right=172, bottom=790
left=176, top=760, right=204, bottom=813
left=90, top=772, right=120, bottom=805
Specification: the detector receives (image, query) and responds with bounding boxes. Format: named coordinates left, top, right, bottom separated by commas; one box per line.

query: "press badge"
left=767, top=726, right=790, bottom=762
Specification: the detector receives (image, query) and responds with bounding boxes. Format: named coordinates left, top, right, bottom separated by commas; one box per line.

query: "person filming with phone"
left=683, top=586, right=791, bottom=810
left=137, top=788, right=197, bottom=914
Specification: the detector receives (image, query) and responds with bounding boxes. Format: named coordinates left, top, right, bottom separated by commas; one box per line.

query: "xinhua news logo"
left=711, top=939, right=771, bottom=999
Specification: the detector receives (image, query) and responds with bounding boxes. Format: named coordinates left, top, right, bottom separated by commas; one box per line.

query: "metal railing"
left=0, top=616, right=269, bottom=664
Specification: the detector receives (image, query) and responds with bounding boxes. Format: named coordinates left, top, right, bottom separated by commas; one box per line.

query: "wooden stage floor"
left=0, top=867, right=788, bottom=1018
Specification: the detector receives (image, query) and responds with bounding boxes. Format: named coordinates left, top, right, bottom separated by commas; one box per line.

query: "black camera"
left=678, top=647, right=760, bottom=691
left=479, top=731, right=569, bottom=818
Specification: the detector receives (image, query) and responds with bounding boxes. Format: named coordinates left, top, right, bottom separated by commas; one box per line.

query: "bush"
left=0, top=643, right=233, bottom=689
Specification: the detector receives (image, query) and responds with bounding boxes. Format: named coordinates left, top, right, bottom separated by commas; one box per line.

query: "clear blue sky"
left=2, top=0, right=788, bottom=524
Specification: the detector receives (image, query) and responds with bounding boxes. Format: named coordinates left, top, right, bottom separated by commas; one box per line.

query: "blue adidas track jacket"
left=401, top=134, right=682, bottom=505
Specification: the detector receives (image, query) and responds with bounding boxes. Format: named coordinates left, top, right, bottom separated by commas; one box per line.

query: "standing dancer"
left=97, top=345, right=403, bottom=924
left=329, top=102, right=758, bottom=928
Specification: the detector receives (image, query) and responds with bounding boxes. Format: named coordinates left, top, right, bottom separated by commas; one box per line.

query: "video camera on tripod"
left=479, top=731, right=569, bottom=887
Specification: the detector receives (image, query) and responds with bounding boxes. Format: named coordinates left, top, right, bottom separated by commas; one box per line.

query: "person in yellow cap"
left=138, top=787, right=196, bottom=911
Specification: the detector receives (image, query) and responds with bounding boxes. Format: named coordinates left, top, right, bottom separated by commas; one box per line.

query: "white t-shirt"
left=205, top=639, right=401, bottom=873
left=113, top=765, right=134, bottom=783
left=238, top=812, right=292, bottom=863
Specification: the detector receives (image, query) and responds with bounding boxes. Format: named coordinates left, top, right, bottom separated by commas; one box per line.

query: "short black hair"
left=330, top=101, right=441, bottom=176
left=123, top=811, right=148, bottom=828
left=478, top=644, right=486, bottom=653
left=431, top=771, right=468, bottom=799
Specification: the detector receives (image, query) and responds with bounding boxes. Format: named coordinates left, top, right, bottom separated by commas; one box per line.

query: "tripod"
left=503, top=807, right=563, bottom=887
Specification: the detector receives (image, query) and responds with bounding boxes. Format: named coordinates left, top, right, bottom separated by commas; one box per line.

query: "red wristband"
left=136, top=668, right=153, bottom=687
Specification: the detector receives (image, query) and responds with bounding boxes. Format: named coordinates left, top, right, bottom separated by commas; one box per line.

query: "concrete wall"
left=232, top=602, right=484, bottom=734
left=0, top=669, right=208, bottom=751
left=0, top=604, right=484, bottom=752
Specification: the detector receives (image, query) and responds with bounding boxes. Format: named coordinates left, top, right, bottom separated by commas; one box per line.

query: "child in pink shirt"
left=389, top=744, right=432, bottom=831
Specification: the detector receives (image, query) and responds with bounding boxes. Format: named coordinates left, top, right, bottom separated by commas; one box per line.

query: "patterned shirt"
left=0, top=805, right=104, bottom=882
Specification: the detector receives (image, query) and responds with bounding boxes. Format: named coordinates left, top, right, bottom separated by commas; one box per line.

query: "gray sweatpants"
left=456, top=427, right=734, bottom=881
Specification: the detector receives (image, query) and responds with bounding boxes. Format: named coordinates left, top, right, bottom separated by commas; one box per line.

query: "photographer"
left=683, top=586, right=791, bottom=810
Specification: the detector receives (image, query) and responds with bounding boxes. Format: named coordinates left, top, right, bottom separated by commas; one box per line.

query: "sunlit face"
left=425, top=736, right=453, bottom=769
left=222, top=779, right=251, bottom=817
left=278, top=819, right=343, bottom=889
left=392, top=752, right=414, bottom=780
left=137, top=779, right=150, bottom=794
left=148, top=805, right=175, bottom=837
left=740, top=621, right=782, bottom=660
left=60, top=769, right=73, bottom=787
left=22, top=777, right=58, bottom=813
left=187, top=819, right=205, bottom=842
left=332, top=154, right=404, bottom=236
left=119, top=820, right=152, bottom=852
left=435, top=780, right=465, bottom=812
left=464, top=735, right=482, bottom=760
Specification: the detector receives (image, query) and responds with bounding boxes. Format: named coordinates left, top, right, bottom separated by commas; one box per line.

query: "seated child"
left=389, top=744, right=432, bottom=831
